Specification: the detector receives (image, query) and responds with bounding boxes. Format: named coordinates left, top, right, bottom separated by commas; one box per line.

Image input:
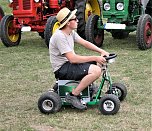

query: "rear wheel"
left=99, top=94, right=120, bottom=115
left=85, top=14, right=104, bottom=47
left=38, top=91, right=62, bottom=114
left=0, top=15, right=21, bottom=47
left=44, top=16, right=60, bottom=48
left=136, top=14, right=152, bottom=50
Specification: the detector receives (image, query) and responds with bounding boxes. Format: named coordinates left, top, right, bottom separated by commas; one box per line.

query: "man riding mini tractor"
left=38, top=54, right=127, bottom=115
left=85, top=0, right=152, bottom=50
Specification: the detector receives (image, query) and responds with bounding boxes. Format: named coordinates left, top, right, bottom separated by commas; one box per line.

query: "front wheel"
left=85, top=14, right=104, bottom=47
left=38, top=91, right=62, bottom=114
left=136, top=14, right=152, bottom=50
left=107, top=83, right=127, bottom=101
left=99, top=94, right=120, bottom=115
left=0, top=15, right=21, bottom=47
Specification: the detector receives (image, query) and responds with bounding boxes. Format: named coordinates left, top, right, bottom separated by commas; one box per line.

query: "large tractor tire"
left=75, top=0, right=101, bottom=38
left=75, top=0, right=87, bottom=38
left=0, top=15, right=21, bottom=47
left=0, top=6, right=5, bottom=21
left=136, top=14, right=152, bottom=50
left=44, top=16, right=60, bottom=48
left=85, top=14, right=104, bottom=47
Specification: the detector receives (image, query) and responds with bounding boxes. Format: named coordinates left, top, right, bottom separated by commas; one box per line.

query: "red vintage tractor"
left=0, top=0, right=75, bottom=47
left=0, top=0, right=102, bottom=47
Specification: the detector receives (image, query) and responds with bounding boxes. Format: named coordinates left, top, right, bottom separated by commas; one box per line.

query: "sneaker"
left=65, top=94, right=87, bottom=110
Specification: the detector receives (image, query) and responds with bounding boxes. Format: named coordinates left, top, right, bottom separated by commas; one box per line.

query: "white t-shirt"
left=49, top=29, right=81, bottom=72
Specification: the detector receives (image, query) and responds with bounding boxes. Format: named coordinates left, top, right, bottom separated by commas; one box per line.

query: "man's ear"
left=67, top=22, right=70, bottom=26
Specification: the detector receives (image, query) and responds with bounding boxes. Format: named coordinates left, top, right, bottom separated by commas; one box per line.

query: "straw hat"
left=56, top=7, right=77, bottom=29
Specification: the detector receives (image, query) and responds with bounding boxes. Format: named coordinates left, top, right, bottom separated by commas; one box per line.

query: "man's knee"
left=88, top=64, right=101, bottom=78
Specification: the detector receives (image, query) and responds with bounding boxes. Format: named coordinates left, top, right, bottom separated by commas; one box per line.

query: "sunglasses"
left=69, top=18, right=78, bottom=22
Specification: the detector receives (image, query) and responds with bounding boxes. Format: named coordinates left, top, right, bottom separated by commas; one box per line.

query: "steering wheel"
left=104, top=53, right=117, bottom=63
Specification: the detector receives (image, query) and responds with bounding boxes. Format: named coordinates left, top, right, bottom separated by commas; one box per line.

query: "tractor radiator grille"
left=23, top=0, right=31, bottom=10
left=13, top=0, right=19, bottom=10
left=12, top=0, right=31, bottom=10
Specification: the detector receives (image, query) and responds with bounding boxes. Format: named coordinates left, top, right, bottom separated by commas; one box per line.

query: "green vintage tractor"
left=85, top=0, right=152, bottom=50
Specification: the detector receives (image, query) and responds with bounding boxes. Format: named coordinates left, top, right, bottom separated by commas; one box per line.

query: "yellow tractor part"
left=85, top=0, right=101, bottom=21
left=7, top=21, right=20, bottom=42
left=52, top=21, right=60, bottom=34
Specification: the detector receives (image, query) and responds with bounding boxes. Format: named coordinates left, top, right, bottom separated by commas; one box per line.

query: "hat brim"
left=59, top=9, right=77, bottom=29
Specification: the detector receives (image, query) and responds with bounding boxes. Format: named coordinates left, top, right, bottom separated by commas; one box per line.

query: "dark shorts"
left=54, top=61, right=96, bottom=80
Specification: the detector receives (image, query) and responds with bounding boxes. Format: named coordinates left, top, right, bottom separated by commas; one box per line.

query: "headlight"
left=34, top=0, right=39, bottom=2
left=104, top=3, right=110, bottom=11
left=116, top=3, right=124, bottom=11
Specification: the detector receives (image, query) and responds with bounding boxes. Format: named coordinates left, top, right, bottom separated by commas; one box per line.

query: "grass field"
left=0, top=1, right=152, bottom=131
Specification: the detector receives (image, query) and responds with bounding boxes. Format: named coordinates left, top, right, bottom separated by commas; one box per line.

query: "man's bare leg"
left=72, top=64, right=101, bottom=96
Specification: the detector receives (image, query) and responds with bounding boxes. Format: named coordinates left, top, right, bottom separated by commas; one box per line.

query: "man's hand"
left=96, top=56, right=106, bottom=65
left=101, top=51, right=109, bottom=57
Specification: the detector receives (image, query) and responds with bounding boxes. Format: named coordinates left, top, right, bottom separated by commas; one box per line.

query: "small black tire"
left=85, top=14, right=104, bottom=47
left=111, top=83, right=127, bottom=101
left=38, top=91, right=62, bottom=114
left=99, top=94, right=120, bottom=115
left=0, top=15, right=21, bottom=47
left=44, top=16, right=59, bottom=48
left=136, top=14, right=152, bottom=50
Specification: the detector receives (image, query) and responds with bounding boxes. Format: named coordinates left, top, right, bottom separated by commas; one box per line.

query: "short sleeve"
left=56, top=34, right=72, bottom=55
left=72, top=31, right=81, bottom=43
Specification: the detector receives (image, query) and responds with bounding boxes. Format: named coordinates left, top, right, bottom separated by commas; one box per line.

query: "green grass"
left=0, top=1, right=152, bottom=131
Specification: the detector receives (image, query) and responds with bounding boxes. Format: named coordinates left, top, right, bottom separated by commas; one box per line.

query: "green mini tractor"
left=38, top=54, right=127, bottom=115
left=85, top=0, right=152, bottom=50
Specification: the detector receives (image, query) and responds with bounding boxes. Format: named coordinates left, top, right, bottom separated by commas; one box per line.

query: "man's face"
left=68, top=15, right=78, bottom=29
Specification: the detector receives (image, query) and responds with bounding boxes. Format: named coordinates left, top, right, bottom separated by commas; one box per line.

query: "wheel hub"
left=42, top=99, right=54, bottom=111
left=144, top=21, right=152, bottom=45
left=103, top=100, right=114, bottom=111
